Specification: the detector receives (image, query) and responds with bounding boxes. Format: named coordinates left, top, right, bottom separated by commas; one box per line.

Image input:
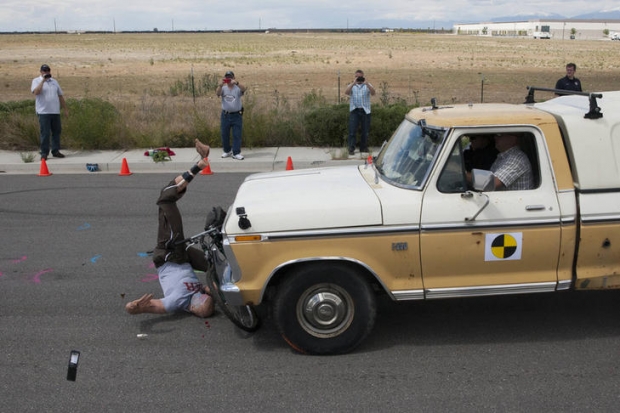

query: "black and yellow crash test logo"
left=485, top=233, right=522, bottom=261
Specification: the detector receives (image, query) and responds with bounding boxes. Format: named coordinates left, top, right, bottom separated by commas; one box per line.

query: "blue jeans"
left=220, top=111, right=243, bottom=155
left=348, top=109, right=370, bottom=152
left=38, top=113, right=62, bottom=156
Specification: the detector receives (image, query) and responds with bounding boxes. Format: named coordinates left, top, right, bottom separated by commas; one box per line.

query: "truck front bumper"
left=213, top=255, right=245, bottom=306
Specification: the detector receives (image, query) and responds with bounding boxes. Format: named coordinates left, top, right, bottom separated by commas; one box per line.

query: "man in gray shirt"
left=216, top=71, right=247, bottom=160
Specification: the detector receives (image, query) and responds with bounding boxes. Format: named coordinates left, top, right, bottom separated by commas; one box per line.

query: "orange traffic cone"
left=38, top=158, right=52, bottom=176
left=286, top=156, right=294, bottom=170
left=119, top=158, right=132, bottom=176
left=367, top=154, right=373, bottom=164
left=200, top=159, right=213, bottom=175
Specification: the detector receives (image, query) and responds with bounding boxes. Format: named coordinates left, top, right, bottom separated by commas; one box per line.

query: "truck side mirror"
left=472, top=169, right=495, bottom=192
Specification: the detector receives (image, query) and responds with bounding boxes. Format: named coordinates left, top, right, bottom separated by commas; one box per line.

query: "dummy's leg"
left=171, top=139, right=211, bottom=193
left=186, top=245, right=209, bottom=272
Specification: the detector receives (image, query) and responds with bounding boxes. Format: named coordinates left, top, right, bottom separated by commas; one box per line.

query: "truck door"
left=419, top=130, right=562, bottom=298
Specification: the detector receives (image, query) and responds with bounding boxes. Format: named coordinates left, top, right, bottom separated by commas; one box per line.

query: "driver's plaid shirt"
left=490, top=146, right=534, bottom=190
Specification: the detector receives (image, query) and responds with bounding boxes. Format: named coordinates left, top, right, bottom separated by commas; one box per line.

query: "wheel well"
left=263, top=259, right=385, bottom=303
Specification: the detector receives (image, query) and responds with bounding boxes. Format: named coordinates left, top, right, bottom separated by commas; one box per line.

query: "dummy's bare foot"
left=195, top=139, right=210, bottom=159
left=125, top=293, right=154, bottom=315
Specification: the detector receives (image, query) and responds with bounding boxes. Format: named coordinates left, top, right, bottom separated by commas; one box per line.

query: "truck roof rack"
left=524, top=86, right=603, bottom=119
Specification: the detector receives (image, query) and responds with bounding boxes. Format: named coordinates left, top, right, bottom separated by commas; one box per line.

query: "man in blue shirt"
left=345, top=69, right=376, bottom=155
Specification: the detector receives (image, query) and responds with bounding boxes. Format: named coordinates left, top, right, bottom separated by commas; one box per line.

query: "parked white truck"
left=214, top=88, right=619, bottom=354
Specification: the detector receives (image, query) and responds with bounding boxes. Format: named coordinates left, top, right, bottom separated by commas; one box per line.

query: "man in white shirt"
left=31, top=64, right=68, bottom=160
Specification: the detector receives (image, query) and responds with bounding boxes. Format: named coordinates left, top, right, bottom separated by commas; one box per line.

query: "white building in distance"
left=453, top=19, right=620, bottom=40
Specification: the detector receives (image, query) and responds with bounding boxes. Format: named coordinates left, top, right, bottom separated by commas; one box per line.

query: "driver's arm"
left=494, top=176, right=505, bottom=190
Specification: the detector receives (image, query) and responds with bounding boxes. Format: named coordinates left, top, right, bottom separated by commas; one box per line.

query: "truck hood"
left=225, top=165, right=382, bottom=234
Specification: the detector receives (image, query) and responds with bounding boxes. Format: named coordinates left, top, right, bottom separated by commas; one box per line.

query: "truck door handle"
left=526, top=205, right=546, bottom=211
left=464, top=192, right=490, bottom=221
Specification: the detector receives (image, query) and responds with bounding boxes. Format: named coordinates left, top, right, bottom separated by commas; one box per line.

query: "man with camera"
left=31, top=64, right=68, bottom=160
left=216, top=71, right=247, bottom=160
left=345, top=69, right=376, bottom=156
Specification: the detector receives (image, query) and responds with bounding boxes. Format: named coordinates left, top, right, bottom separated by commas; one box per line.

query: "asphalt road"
left=1, top=173, right=620, bottom=412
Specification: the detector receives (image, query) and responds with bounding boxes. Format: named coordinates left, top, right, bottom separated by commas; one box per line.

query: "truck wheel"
left=273, top=263, right=376, bottom=355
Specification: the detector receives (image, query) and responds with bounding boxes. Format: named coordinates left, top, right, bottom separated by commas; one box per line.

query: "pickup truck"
left=214, top=88, right=618, bottom=354
left=532, top=31, right=551, bottom=39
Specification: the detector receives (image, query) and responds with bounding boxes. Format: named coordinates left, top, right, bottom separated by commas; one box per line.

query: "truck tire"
left=273, top=263, right=377, bottom=355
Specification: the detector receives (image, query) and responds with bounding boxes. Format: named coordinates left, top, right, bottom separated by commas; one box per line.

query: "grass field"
left=2, top=32, right=620, bottom=151
left=3, top=31, right=620, bottom=107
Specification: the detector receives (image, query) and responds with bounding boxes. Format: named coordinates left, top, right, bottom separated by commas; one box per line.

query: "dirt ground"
left=2, top=32, right=620, bottom=107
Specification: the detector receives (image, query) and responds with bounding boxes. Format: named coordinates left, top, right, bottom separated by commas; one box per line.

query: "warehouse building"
left=453, top=19, right=620, bottom=40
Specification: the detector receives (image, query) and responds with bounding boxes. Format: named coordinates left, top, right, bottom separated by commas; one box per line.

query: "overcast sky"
left=2, top=1, right=618, bottom=32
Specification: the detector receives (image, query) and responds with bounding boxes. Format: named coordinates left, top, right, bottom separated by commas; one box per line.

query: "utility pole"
left=337, top=70, right=341, bottom=103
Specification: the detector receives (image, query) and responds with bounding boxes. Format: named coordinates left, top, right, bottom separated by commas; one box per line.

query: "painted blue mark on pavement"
left=90, top=255, right=102, bottom=263
left=77, top=223, right=91, bottom=231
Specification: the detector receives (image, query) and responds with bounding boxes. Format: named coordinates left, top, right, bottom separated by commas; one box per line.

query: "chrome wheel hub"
left=297, top=283, right=354, bottom=338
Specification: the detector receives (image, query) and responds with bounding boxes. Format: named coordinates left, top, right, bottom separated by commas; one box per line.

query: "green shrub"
left=0, top=100, right=40, bottom=150
left=303, top=104, right=350, bottom=147
left=303, top=103, right=413, bottom=147
left=0, top=100, right=34, bottom=114
left=64, top=98, right=128, bottom=149
left=0, top=96, right=413, bottom=151
left=368, top=103, right=413, bottom=146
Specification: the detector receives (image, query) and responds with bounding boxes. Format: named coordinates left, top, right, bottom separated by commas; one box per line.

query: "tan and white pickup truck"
left=215, top=88, right=619, bottom=354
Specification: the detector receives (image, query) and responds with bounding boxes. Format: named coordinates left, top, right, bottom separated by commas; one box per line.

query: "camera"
left=223, top=78, right=231, bottom=84
left=356, top=76, right=365, bottom=83
left=44, top=74, right=51, bottom=79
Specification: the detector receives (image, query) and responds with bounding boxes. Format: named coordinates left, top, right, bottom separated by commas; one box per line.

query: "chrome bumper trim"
left=220, top=282, right=244, bottom=306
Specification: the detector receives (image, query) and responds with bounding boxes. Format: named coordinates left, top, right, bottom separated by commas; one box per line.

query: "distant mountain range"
left=359, top=9, right=620, bottom=30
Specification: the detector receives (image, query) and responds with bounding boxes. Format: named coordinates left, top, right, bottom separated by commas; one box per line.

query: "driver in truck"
left=489, top=133, right=534, bottom=191
left=125, top=139, right=215, bottom=318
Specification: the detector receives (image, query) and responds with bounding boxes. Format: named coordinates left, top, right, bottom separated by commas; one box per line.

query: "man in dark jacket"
left=555, top=63, right=582, bottom=95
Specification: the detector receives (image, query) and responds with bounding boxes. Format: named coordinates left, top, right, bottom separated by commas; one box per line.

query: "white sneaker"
left=221, top=151, right=232, bottom=158
left=232, top=153, right=244, bottom=160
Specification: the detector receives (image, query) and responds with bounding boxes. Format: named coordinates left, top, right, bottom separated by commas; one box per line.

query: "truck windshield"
left=375, top=119, right=444, bottom=188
